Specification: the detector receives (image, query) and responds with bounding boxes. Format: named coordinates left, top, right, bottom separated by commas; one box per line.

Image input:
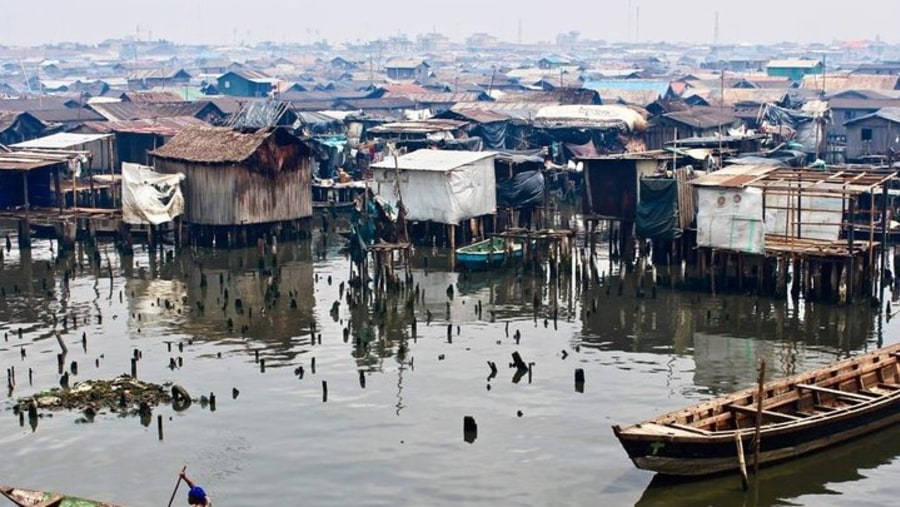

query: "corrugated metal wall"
left=156, top=144, right=312, bottom=226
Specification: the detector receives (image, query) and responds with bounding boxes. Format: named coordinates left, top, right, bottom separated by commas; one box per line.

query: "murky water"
left=1, top=223, right=899, bottom=507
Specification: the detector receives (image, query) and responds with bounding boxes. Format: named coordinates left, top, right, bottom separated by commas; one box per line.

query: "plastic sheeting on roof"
left=534, top=105, right=648, bottom=132
left=122, top=163, right=185, bottom=225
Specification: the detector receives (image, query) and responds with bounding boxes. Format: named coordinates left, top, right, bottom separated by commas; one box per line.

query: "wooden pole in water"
left=753, top=360, right=766, bottom=475
left=735, top=431, right=749, bottom=491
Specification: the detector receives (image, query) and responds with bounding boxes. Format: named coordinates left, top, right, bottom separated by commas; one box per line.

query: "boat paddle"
left=166, top=466, right=187, bottom=507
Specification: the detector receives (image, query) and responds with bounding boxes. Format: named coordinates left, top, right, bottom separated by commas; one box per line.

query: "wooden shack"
left=844, top=107, right=900, bottom=162
left=580, top=152, right=663, bottom=261
left=150, top=126, right=312, bottom=247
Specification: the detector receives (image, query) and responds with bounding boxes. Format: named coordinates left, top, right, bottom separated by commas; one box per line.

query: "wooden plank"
left=797, top=384, right=871, bottom=402
left=666, top=423, right=712, bottom=435
left=729, top=404, right=803, bottom=421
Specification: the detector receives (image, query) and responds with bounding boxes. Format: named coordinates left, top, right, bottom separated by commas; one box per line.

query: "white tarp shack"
left=371, top=150, right=497, bottom=225
left=692, top=165, right=778, bottom=254
left=121, top=162, right=185, bottom=225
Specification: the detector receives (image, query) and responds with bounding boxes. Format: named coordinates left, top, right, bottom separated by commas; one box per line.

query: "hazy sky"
left=2, top=0, right=897, bottom=47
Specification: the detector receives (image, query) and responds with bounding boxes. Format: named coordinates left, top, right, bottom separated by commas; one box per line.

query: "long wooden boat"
left=612, top=343, right=900, bottom=476
left=1, top=485, right=123, bottom=506
left=454, top=237, right=523, bottom=269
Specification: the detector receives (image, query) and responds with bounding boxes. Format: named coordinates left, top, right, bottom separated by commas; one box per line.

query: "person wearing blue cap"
left=180, top=471, right=212, bottom=506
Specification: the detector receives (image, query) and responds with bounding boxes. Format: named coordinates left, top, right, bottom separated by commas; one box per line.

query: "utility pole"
left=627, top=0, right=632, bottom=43
left=635, top=5, right=640, bottom=43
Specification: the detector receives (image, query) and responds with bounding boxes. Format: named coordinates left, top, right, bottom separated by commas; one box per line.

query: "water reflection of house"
left=126, top=244, right=316, bottom=364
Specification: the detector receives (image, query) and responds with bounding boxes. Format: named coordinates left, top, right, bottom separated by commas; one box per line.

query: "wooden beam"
left=796, top=384, right=871, bottom=402
left=728, top=404, right=803, bottom=421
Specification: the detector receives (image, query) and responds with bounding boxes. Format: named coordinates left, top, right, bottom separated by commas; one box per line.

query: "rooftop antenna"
left=19, top=60, right=33, bottom=95
left=635, top=5, right=640, bottom=43
left=133, top=25, right=139, bottom=82
left=713, top=11, right=720, bottom=62
left=517, top=17, right=522, bottom=45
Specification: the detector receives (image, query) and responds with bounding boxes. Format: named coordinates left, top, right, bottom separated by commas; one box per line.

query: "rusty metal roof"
left=121, top=90, right=184, bottom=103
left=691, top=165, right=779, bottom=188
left=693, top=165, right=897, bottom=194
left=0, top=146, right=73, bottom=171
left=81, top=116, right=207, bottom=136
left=89, top=101, right=220, bottom=122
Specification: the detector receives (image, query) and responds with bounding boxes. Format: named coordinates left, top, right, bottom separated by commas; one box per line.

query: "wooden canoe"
left=454, top=237, right=523, bottom=269
left=612, top=343, right=900, bottom=476
left=0, top=485, right=123, bottom=507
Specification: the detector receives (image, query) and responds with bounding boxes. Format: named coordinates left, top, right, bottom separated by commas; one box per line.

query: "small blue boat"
left=455, top=237, right=523, bottom=269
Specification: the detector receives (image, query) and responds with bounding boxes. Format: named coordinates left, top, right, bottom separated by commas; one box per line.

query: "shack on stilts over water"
left=579, top=152, right=667, bottom=262
left=1, top=133, right=120, bottom=250
left=150, top=126, right=313, bottom=248
left=370, top=149, right=498, bottom=252
left=690, top=164, right=897, bottom=302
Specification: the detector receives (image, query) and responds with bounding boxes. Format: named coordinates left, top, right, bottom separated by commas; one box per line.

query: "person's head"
left=188, top=486, right=207, bottom=505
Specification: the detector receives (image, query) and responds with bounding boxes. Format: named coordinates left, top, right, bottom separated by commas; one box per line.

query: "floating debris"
left=12, top=375, right=175, bottom=418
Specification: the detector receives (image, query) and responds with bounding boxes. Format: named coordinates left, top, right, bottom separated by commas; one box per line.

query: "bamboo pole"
left=753, top=360, right=766, bottom=475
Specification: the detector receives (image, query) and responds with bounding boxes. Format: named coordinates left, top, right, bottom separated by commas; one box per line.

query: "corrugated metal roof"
left=121, top=90, right=184, bottom=103
left=130, top=68, right=190, bottom=80
left=368, top=119, right=468, bottom=134
left=400, top=92, right=487, bottom=103
left=691, top=165, right=779, bottom=188
left=801, top=74, right=900, bottom=92
left=452, top=101, right=542, bottom=121
left=766, top=59, right=822, bottom=69
left=845, top=107, right=900, bottom=126
left=81, top=116, right=207, bottom=136
left=442, top=108, right=510, bottom=123
left=12, top=132, right=112, bottom=149
left=662, top=108, right=739, bottom=129
left=30, top=107, right=107, bottom=123
left=89, top=101, right=219, bottom=122
left=384, top=59, right=428, bottom=69
left=0, top=111, right=43, bottom=132
left=829, top=98, right=900, bottom=110
left=0, top=97, right=78, bottom=111
left=150, top=126, right=276, bottom=163
left=225, top=69, right=275, bottom=83
left=0, top=152, right=69, bottom=171
left=338, top=97, right=416, bottom=110
left=371, top=149, right=495, bottom=172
